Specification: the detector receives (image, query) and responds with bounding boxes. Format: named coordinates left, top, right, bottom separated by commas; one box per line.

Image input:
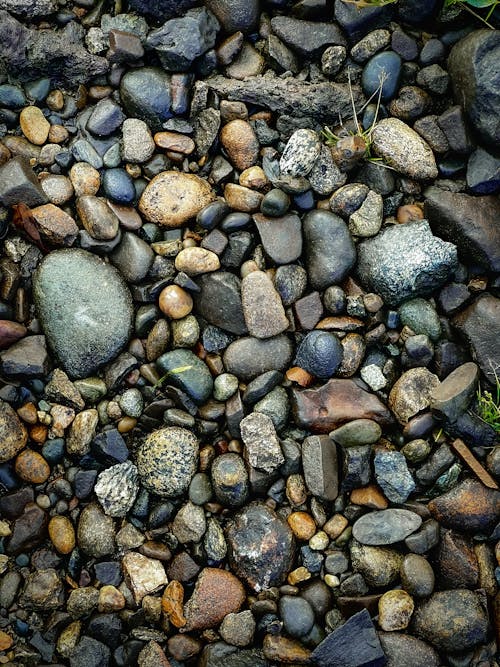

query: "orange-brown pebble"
left=30, top=424, right=48, bottom=444
left=154, top=131, right=195, bottom=155
left=48, top=124, right=69, bottom=144
left=287, top=566, right=311, bottom=586
left=19, top=106, right=50, bottom=145
left=397, top=204, right=424, bottom=224
left=350, top=485, right=389, bottom=509
left=323, top=513, right=349, bottom=539
left=224, top=183, right=263, bottom=212
left=162, top=580, right=187, bottom=628
left=46, top=90, right=64, bottom=111
left=98, top=585, right=126, bottom=613
left=263, top=634, right=311, bottom=664
left=48, top=515, right=76, bottom=555
left=159, top=285, right=193, bottom=319
left=117, top=416, right=137, bottom=433
left=287, top=512, right=317, bottom=540
left=15, top=449, right=50, bottom=483
left=220, top=119, right=259, bottom=171
left=17, top=402, right=38, bottom=424
left=183, top=568, right=245, bottom=632
left=239, top=166, right=268, bottom=190
left=0, top=629, right=13, bottom=651
left=286, top=366, right=314, bottom=387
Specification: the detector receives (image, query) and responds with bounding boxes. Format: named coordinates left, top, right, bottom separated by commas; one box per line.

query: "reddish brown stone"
left=162, top=580, right=186, bottom=628
left=263, top=634, right=311, bottom=664
left=291, top=379, right=393, bottom=433
left=182, top=568, right=245, bottom=632
left=429, top=478, right=500, bottom=534
left=0, top=320, right=27, bottom=349
left=437, top=530, right=479, bottom=589
left=316, top=316, right=364, bottom=332
left=294, top=292, right=323, bottom=330
left=15, top=449, right=50, bottom=483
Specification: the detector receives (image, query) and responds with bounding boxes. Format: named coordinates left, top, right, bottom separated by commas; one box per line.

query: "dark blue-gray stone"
left=102, top=168, right=136, bottom=204
left=120, top=67, right=173, bottom=131
left=279, top=595, right=315, bottom=638
left=86, top=98, right=125, bottom=137
left=294, top=330, right=343, bottom=380
left=374, top=450, right=415, bottom=503
left=466, top=147, right=500, bottom=195
left=156, top=349, right=213, bottom=404
left=33, top=249, right=133, bottom=379
left=362, top=51, right=402, bottom=102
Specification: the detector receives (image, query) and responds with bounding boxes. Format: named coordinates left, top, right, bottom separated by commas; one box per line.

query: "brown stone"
left=0, top=320, right=27, bottom=349
left=20, top=106, right=50, bottom=145
left=286, top=366, right=314, bottom=387
left=389, top=368, right=440, bottom=425
left=378, top=590, right=414, bottom=631
left=76, top=195, right=119, bottom=240
left=48, top=515, right=76, bottom=555
left=182, top=568, right=245, bottom=632
left=17, top=402, right=38, bottom=424
left=6, top=503, right=48, bottom=555
left=138, top=640, right=172, bottom=667
left=350, top=485, right=388, bottom=509
left=397, top=204, right=424, bottom=224
left=168, top=634, right=202, bottom=662
left=122, top=552, right=168, bottom=604
left=263, top=634, right=311, bottom=664
left=31, top=203, right=79, bottom=246
left=287, top=512, right=316, bottom=540
left=291, top=379, right=393, bottom=433
left=437, top=530, right=478, bottom=589
left=162, top=580, right=187, bottom=628
left=429, top=478, right=500, bottom=534
left=323, top=514, right=349, bottom=539
left=294, top=292, right=323, bottom=330
left=154, top=132, right=195, bottom=154
left=0, top=630, right=13, bottom=651
left=316, top=316, right=364, bottom=332
left=98, top=585, right=126, bottom=612
left=0, top=398, right=28, bottom=463
left=337, top=333, right=366, bottom=378
left=451, top=438, right=499, bottom=490
left=224, top=183, right=263, bottom=212
left=139, top=171, right=215, bottom=227
left=239, top=166, right=268, bottom=190
left=15, top=449, right=50, bottom=483
left=174, top=247, right=220, bottom=276
left=70, top=162, right=100, bottom=197
left=220, top=119, right=259, bottom=171
left=159, top=285, right=193, bottom=319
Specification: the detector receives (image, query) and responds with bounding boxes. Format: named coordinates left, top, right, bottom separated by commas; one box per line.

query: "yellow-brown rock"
left=15, top=449, right=50, bottom=484
left=20, top=106, right=50, bottom=145
left=48, top=515, right=76, bottom=555
left=220, top=119, right=259, bottom=171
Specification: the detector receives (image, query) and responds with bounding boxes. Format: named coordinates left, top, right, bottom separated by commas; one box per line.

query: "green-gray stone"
left=156, top=349, right=213, bottom=404
left=33, top=249, right=133, bottom=379
left=330, top=419, right=382, bottom=447
left=398, top=298, right=441, bottom=341
left=254, top=386, right=289, bottom=432
left=73, top=377, right=107, bottom=403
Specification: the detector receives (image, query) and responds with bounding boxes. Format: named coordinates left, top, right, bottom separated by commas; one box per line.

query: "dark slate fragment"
left=311, top=608, right=386, bottom=667
left=194, top=272, right=247, bottom=335
left=0, top=156, right=48, bottom=207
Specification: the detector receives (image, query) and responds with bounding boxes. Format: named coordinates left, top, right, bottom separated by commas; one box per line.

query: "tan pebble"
left=220, top=100, right=248, bottom=122
left=220, top=119, right=259, bottom=171
left=20, top=106, right=50, bottom=145
left=49, top=404, right=76, bottom=439
left=323, top=513, right=349, bottom=539
left=324, top=574, right=340, bottom=588
left=146, top=318, right=170, bottom=362
left=39, top=175, right=74, bottom=205
left=309, top=530, right=329, bottom=550
left=3, top=135, right=41, bottom=159
left=350, top=485, right=388, bottom=509
left=57, top=620, right=81, bottom=659
left=38, top=143, right=61, bottom=166
left=98, top=585, right=126, bottom=612
left=286, top=473, right=307, bottom=506
left=224, top=183, right=263, bottom=212
left=46, top=90, right=64, bottom=111
left=287, top=566, right=311, bottom=586
left=70, top=162, right=101, bottom=196
left=397, top=204, right=424, bottom=224
left=239, top=166, right=268, bottom=190
left=174, top=247, right=220, bottom=276
left=263, top=634, right=311, bottom=664
left=0, top=630, right=13, bottom=651
left=285, top=366, right=314, bottom=387
left=378, top=589, right=414, bottom=631
left=48, top=515, right=75, bottom=554
left=154, top=132, right=195, bottom=155
left=17, top=402, right=38, bottom=424
left=162, top=580, right=187, bottom=628
left=15, top=449, right=50, bottom=483
left=159, top=285, right=193, bottom=319
left=0, top=520, right=11, bottom=538
left=118, top=416, right=137, bottom=433
left=287, top=512, right=316, bottom=540
left=48, top=124, right=69, bottom=144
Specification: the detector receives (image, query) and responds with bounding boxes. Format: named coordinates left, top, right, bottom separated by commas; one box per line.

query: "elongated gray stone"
left=353, top=509, right=422, bottom=546
left=302, top=435, right=338, bottom=501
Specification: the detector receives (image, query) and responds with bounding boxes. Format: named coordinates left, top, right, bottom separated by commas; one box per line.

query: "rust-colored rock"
left=15, top=449, right=50, bottom=484
left=291, top=379, right=393, bottom=433
left=429, top=478, right=500, bottom=534
left=154, top=132, right=195, bottom=155
left=162, top=580, right=186, bottom=628
left=182, top=567, right=245, bottom=632
left=220, top=119, right=259, bottom=171
left=350, top=485, right=388, bottom=510
left=31, top=203, right=79, bottom=246
left=263, top=634, right=311, bottom=664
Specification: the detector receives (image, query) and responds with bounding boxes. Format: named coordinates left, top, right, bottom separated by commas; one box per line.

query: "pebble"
left=224, top=335, right=293, bottom=381
left=137, top=427, right=198, bottom=498
left=40, top=174, right=74, bottom=205
left=48, top=516, right=75, bottom=555
left=353, top=509, right=422, bottom=546
left=122, top=552, right=167, bottom=604
left=154, top=131, right=195, bottom=154
left=15, top=448, right=50, bottom=483
left=205, top=0, right=259, bottom=33
left=175, top=247, right=220, bottom=275
left=220, top=119, right=259, bottom=171
left=0, top=399, right=28, bottom=463
left=194, top=271, right=247, bottom=335
left=159, top=285, right=193, bottom=319
left=211, top=453, right=249, bottom=507
left=374, top=449, right=415, bottom=503
left=87, top=98, right=125, bottom=136
left=260, top=188, right=290, bottom=217
left=254, top=212, right=302, bottom=265
left=241, top=270, right=288, bottom=339
left=400, top=553, right=435, bottom=597
left=330, top=418, right=381, bottom=447
left=430, top=361, right=479, bottom=423
left=362, top=51, right=402, bottom=102
left=220, top=610, right=255, bottom=647
left=379, top=632, right=440, bottom=667
left=350, top=540, right=403, bottom=588
left=77, top=503, right=116, bottom=558
left=19, top=105, right=50, bottom=145
left=70, top=162, right=100, bottom=197
left=121, top=117, right=155, bottom=163
left=389, top=368, right=440, bottom=424
left=139, top=171, right=215, bottom=227
left=279, top=595, right=315, bottom=638
left=378, top=590, right=414, bottom=631
left=183, top=568, right=245, bottom=632
left=173, top=501, right=206, bottom=543
left=119, top=67, right=173, bottom=131
left=94, top=461, right=139, bottom=517
left=348, top=190, right=383, bottom=237
left=280, top=129, right=321, bottom=177
left=294, top=330, right=343, bottom=380
left=156, top=348, right=213, bottom=403
left=372, top=118, right=438, bottom=180
left=287, top=512, right=316, bottom=540
left=102, top=168, right=136, bottom=204
left=76, top=195, right=120, bottom=240
left=66, top=408, right=98, bottom=456
left=240, top=412, right=284, bottom=474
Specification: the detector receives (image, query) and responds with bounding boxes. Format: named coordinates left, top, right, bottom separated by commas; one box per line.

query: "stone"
left=271, top=16, right=345, bottom=57
left=139, top=171, right=215, bottom=227
left=302, top=434, right=338, bottom=501
left=280, top=595, right=315, bottom=638
left=448, top=29, right=500, bottom=147
left=412, top=589, right=489, bottom=653
left=362, top=50, right=402, bottom=102
left=330, top=419, right=382, bottom=447
left=156, top=349, right=213, bottom=404
left=389, top=368, right=440, bottom=425
left=0, top=335, right=49, bottom=380
left=94, top=461, right=139, bottom=518
left=428, top=477, right=500, bottom=534
left=158, top=285, right=193, bottom=319
left=254, top=213, right=302, bottom=265
left=211, top=453, right=249, bottom=507
left=76, top=195, right=119, bottom=241
left=294, top=330, right=343, bottom=379
left=33, top=249, right=132, bottom=378
left=425, top=187, right=500, bottom=272
left=349, top=190, right=383, bottom=238
left=223, top=335, right=293, bottom=381
left=0, top=399, right=28, bottom=463
left=20, top=568, right=63, bottom=610
left=378, top=590, right=414, bottom=631
left=467, top=147, right=500, bottom=195
left=173, top=501, right=206, bottom=543
left=31, top=203, right=79, bottom=246
left=311, top=609, right=385, bottom=667
left=309, top=144, right=347, bottom=196
left=220, top=610, right=255, bottom=647
left=372, top=118, right=437, bottom=179
left=15, top=449, right=50, bottom=483
left=194, top=272, right=247, bottom=335
left=279, top=129, right=322, bottom=177
left=398, top=298, right=441, bottom=342
left=86, top=98, right=124, bottom=137
left=357, top=220, right=458, bottom=306
left=226, top=502, right=295, bottom=592
left=378, top=633, right=440, bottom=667
left=183, top=568, right=245, bottom=631
left=0, top=156, right=48, bottom=207
left=241, top=271, right=288, bottom=339
left=77, top=503, right=115, bottom=558
left=220, top=119, right=259, bottom=171
left=122, top=552, right=168, bottom=604
left=137, top=427, right=199, bottom=498
left=70, top=636, right=110, bottom=667
left=175, top=247, right=220, bottom=276
left=121, top=118, right=155, bottom=163
left=350, top=540, right=403, bottom=588
left=146, top=8, right=219, bottom=71
left=452, top=295, right=500, bottom=385
left=120, top=68, right=172, bottom=131
left=291, top=379, right=392, bottom=433
left=430, top=362, right=479, bottom=423
left=240, top=412, right=284, bottom=474
left=303, top=209, right=356, bottom=291
left=374, top=449, right=415, bottom=503
left=19, top=105, right=50, bottom=145
left=0, top=321, right=26, bottom=350
left=353, top=509, right=422, bottom=546
left=48, top=516, right=75, bottom=555
left=5, top=503, right=47, bottom=555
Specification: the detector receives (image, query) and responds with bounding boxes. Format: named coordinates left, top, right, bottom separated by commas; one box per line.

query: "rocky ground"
left=0, top=0, right=499, bottom=665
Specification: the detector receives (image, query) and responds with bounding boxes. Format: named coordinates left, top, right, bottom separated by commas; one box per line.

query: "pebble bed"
left=0, top=0, right=499, bottom=666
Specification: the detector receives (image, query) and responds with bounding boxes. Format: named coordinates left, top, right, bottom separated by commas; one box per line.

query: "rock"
left=271, top=16, right=346, bottom=57
left=425, top=187, right=500, bottom=273
left=48, top=516, right=75, bottom=555
left=139, top=171, right=215, bottom=227
left=280, top=596, right=315, bottom=638
left=0, top=0, right=57, bottom=16
left=428, top=477, right=500, bottom=534
left=0, top=155, right=48, bottom=207
left=239, top=409, right=282, bottom=475
left=311, top=609, right=385, bottom=667
left=173, top=501, right=206, bottom=543
left=211, top=453, right=249, bottom=507
left=183, top=568, right=245, bottom=631
left=378, top=590, right=414, bottom=631
left=20, top=568, right=63, bottom=610
left=19, top=105, right=50, bottom=145
left=349, top=190, right=383, bottom=237
left=430, top=362, right=479, bottom=423
left=220, top=610, right=255, bottom=647
left=207, top=75, right=363, bottom=125
left=175, top=247, right=220, bottom=276
left=146, top=8, right=219, bottom=71
left=330, top=419, right=382, bottom=447
left=389, top=368, right=440, bottom=425
left=452, top=295, right=500, bottom=385
left=0, top=321, right=27, bottom=350
left=122, top=552, right=167, bottom=604
left=110, top=231, right=154, bottom=284
left=412, top=589, right=489, bottom=653
left=350, top=540, right=403, bottom=588
left=94, top=461, right=139, bottom=518
left=467, top=147, right=500, bottom=195
left=0, top=335, right=49, bottom=380
left=398, top=298, right=441, bottom=342
left=0, top=399, right=28, bottom=463
left=291, top=378, right=392, bottom=433
left=120, top=68, right=173, bottom=131
left=128, top=0, right=197, bottom=21
left=279, top=129, right=322, bottom=177
left=362, top=51, right=402, bottom=102
left=372, top=118, right=437, bottom=179
left=448, top=29, right=500, bottom=147
left=137, top=427, right=199, bottom=498
left=76, top=195, right=119, bottom=241
left=241, top=271, right=288, bottom=339
left=400, top=553, right=435, bottom=598
left=254, top=213, right=302, bottom=265
left=194, top=272, right=247, bottom=335
left=302, top=434, right=338, bottom=501
left=77, top=503, right=115, bottom=558
left=156, top=349, right=213, bottom=404
left=303, top=210, right=356, bottom=291
left=294, top=330, right=343, bottom=379
left=137, top=641, right=170, bottom=667
left=14, top=449, right=50, bottom=484
left=223, top=335, right=293, bottom=381
left=374, top=449, right=415, bottom=503
left=5, top=503, right=47, bottom=555
left=220, top=119, right=259, bottom=171
left=70, top=636, right=110, bottom=667
left=264, top=635, right=311, bottom=664
left=159, top=285, right=193, bottom=320
left=226, top=502, right=295, bottom=592
left=33, top=249, right=133, bottom=379
left=309, top=144, right=347, bottom=196
left=353, top=509, right=422, bottom=546
left=205, top=0, right=259, bottom=33
left=121, top=118, right=155, bottom=163
left=378, top=632, right=440, bottom=667
left=86, top=98, right=125, bottom=137
left=357, top=220, right=457, bottom=306
left=31, top=203, right=79, bottom=246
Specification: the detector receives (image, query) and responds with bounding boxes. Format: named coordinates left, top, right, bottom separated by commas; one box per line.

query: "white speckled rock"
left=95, top=461, right=139, bottom=517
left=372, top=118, right=438, bottom=180
left=280, top=129, right=322, bottom=177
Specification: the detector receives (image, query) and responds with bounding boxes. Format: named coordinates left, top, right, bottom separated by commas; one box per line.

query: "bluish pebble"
left=24, top=78, right=51, bottom=103
left=0, top=84, right=26, bottom=109
left=15, top=620, right=30, bottom=636
left=102, top=168, right=136, bottom=204
left=294, top=330, right=343, bottom=379
left=362, top=51, right=402, bottom=102
left=293, top=190, right=315, bottom=211
left=42, top=439, right=65, bottom=464
left=16, top=553, right=30, bottom=567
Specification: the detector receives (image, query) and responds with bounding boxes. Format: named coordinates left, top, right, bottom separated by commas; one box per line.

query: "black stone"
left=87, top=614, right=122, bottom=650
left=128, top=0, right=197, bottom=21
left=194, top=272, right=247, bottom=335
left=91, top=429, right=129, bottom=465
left=294, top=330, right=343, bottom=379
left=242, top=371, right=284, bottom=405
left=70, top=636, right=110, bottom=667
left=0, top=156, right=48, bottom=207
left=120, top=67, right=173, bottom=132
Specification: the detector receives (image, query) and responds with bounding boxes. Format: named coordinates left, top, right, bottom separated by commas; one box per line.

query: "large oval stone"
left=33, top=249, right=133, bottom=379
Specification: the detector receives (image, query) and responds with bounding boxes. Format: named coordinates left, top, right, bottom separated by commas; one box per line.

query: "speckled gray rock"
left=94, top=461, right=139, bottom=518
left=374, top=450, right=415, bottom=503
left=353, top=509, right=422, bottom=546
left=372, top=118, right=438, bottom=180
left=173, top=501, right=206, bottom=543
left=136, top=427, right=199, bottom=498
left=77, top=503, right=116, bottom=558
left=308, top=144, right=347, bottom=196
left=348, top=189, right=383, bottom=237
left=121, top=118, right=155, bottom=163
left=357, top=220, right=457, bottom=306
left=379, top=633, right=440, bottom=667
left=241, top=271, right=289, bottom=339
left=33, top=249, right=133, bottom=379
left=240, top=412, right=284, bottom=474
left=279, top=129, right=322, bottom=177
